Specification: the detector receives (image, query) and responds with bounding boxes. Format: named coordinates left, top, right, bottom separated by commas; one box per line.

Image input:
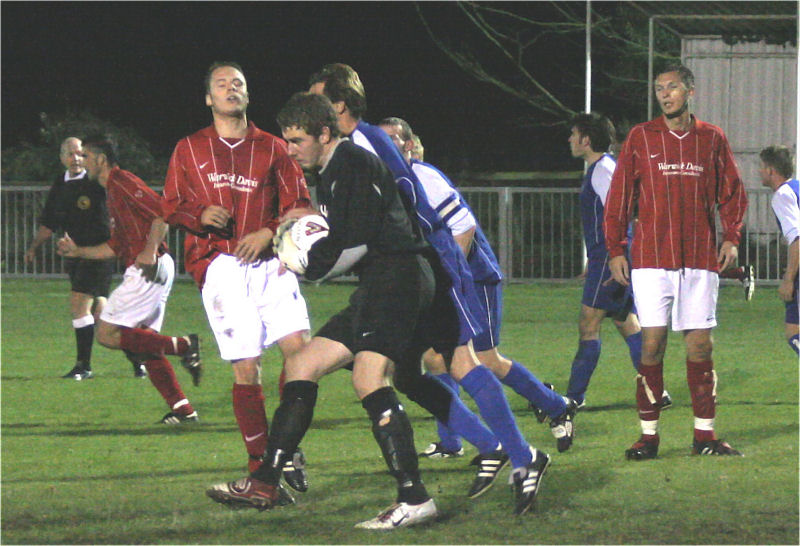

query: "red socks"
left=232, top=384, right=269, bottom=472
left=120, top=327, right=189, bottom=357
left=636, top=362, right=664, bottom=423
left=144, top=357, right=193, bottom=414
left=687, top=359, right=717, bottom=442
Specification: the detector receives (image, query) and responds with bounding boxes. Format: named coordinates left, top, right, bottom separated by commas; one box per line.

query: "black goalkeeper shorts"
left=315, top=254, right=435, bottom=364
left=65, top=257, right=114, bottom=298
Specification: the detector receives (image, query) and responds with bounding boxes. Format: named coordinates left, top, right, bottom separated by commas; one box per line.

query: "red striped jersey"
left=105, top=167, right=167, bottom=268
left=604, top=115, right=748, bottom=272
left=162, top=122, right=310, bottom=287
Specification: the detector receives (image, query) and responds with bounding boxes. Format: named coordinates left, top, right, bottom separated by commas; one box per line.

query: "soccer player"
left=161, top=62, right=313, bottom=490
left=563, top=112, right=672, bottom=410
left=208, top=91, right=443, bottom=528
left=25, top=137, right=124, bottom=379
left=379, top=117, right=576, bottom=454
left=605, top=64, right=748, bottom=459
left=758, top=145, right=799, bottom=355
left=309, top=64, right=550, bottom=513
left=56, top=135, right=200, bottom=424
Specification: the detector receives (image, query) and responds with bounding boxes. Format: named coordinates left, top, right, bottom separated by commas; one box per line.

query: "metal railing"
left=1, top=185, right=785, bottom=282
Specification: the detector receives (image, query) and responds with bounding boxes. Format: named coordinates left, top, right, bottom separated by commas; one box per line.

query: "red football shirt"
left=161, top=122, right=311, bottom=287
left=105, top=166, right=167, bottom=268
left=604, top=115, right=748, bottom=272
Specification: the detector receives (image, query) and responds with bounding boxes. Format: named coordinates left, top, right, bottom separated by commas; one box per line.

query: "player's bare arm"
left=778, top=238, right=799, bottom=302
left=135, top=217, right=168, bottom=281
left=280, top=206, right=319, bottom=222
left=200, top=205, right=232, bottom=230
left=453, top=227, right=475, bottom=257
left=717, top=240, right=738, bottom=272
left=57, top=233, right=116, bottom=261
left=234, top=227, right=275, bottom=264
left=608, top=255, right=630, bottom=286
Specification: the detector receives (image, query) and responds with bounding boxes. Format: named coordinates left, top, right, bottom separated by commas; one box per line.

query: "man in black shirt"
left=206, top=92, right=443, bottom=529
left=25, top=137, right=144, bottom=379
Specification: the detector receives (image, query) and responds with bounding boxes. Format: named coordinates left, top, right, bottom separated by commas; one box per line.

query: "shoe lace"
left=376, top=503, right=401, bottom=522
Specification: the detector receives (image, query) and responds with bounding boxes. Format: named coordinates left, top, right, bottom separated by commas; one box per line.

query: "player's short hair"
left=60, top=137, right=81, bottom=158
left=379, top=117, right=414, bottom=142
left=204, top=61, right=245, bottom=93
left=82, top=134, right=119, bottom=166
left=656, top=63, right=695, bottom=90
left=570, top=112, right=616, bottom=153
left=308, top=63, right=367, bottom=119
left=760, top=145, right=794, bottom=179
left=277, top=92, right=341, bottom=139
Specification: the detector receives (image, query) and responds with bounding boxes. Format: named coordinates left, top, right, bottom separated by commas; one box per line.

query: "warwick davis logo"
left=206, top=172, right=258, bottom=192
left=657, top=161, right=704, bottom=177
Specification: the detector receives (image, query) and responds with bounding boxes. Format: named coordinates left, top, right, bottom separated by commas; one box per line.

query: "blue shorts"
left=786, top=278, right=799, bottom=325
left=472, top=281, right=503, bottom=352
left=582, top=258, right=634, bottom=321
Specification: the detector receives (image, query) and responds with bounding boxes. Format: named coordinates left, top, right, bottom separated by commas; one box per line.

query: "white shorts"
left=631, top=268, right=718, bottom=331
left=100, top=253, right=175, bottom=332
left=201, top=255, right=310, bottom=361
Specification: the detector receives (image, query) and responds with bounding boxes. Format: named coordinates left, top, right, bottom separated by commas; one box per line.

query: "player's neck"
left=663, top=111, right=692, bottom=132
left=213, top=114, right=249, bottom=139
left=319, top=138, right=342, bottom=172
left=584, top=150, right=604, bottom=165
left=338, top=115, right=359, bottom=137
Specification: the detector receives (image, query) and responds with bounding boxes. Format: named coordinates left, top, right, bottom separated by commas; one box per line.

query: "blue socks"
left=626, top=331, right=643, bottom=371
left=566, top=339, right=601, bottom=404
left=431, top=373, right=463, bottom=451
left=502, top=360, right=566, bottom=419
left=460, top=365, right=531, bottom=469
left=789, top=334, right=799, bottom=355
left=433, top=374, right=498, bottom=455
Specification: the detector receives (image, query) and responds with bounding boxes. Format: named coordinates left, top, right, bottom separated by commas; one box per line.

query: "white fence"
left=1, top=185, right=785, bottom=283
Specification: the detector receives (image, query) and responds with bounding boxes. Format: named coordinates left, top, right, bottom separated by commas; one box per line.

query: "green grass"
left=1, top=278, right=797, bottom=544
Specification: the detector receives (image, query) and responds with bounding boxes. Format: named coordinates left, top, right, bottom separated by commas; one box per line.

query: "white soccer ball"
left=274, top=214, right=329, bottom=275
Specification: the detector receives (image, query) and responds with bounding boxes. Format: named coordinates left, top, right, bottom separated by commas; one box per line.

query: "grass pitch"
left=1, top=277, right=797, bottom=544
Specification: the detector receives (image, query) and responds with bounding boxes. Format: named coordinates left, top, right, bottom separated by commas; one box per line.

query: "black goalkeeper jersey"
left=39, top=171, right=110, bottom=246
left=305, top=140, right=428, bottom=282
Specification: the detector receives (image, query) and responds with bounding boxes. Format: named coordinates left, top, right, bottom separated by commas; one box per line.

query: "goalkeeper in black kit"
left=206, top=91, right=441, bottom=529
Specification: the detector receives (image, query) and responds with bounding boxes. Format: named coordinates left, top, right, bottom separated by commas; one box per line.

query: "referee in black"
left=25, top=136, right=144, bottom=379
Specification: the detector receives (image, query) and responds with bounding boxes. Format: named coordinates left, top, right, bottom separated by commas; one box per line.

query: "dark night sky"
left=2, top=2, right=583, bottom=173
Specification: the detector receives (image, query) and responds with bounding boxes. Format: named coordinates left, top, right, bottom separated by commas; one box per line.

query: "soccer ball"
left=274, top=214, right=329, bottom=275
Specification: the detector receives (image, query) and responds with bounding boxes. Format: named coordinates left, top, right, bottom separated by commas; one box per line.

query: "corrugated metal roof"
left=628, top=1, right=797, bottom=44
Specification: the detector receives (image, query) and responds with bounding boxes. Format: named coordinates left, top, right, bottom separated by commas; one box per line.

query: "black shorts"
left=315, top=254, right=435, bottom=364
left=65, top=258, right=114, bottom=298
left=412, top=251, right=463, bottom=356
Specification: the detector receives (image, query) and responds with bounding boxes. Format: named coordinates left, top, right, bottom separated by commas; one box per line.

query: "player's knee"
left=475, top=350, right=510, bottom=377
left=686, top=340, right=713, bottom=361
left=578, top=306, right=604, bottom=338
left=422, top=349, right=447, bottom=375
left=232, top=358, right=261, bottom=385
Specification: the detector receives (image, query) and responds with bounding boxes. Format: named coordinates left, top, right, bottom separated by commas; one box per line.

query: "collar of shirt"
left=319, top=138, right=347, bottom=174
left=198, top=121, right=265, bottom=141
left=64, top=169, right=86, bottom=182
